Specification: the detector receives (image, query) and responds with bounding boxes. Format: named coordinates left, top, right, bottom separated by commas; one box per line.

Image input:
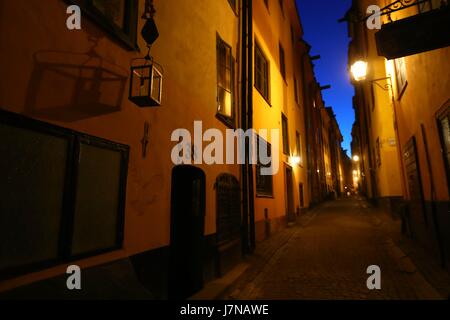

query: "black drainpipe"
left=247, top=0, right=255, bottom=253
left=240, top=0, right=249, bottom=255
left=240, top=0, right=254, bottom=255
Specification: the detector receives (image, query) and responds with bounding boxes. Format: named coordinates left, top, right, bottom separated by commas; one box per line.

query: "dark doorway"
left=285, top=166, right=295, bottom=223
left=403, top=137, right=427, bottom=230
left=169, top=165, right=206, bottom=300
left=299, top=183, right=305, bottom=208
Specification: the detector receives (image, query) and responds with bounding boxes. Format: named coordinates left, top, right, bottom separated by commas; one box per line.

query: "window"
left=255, top=42, right=270, bottom=101
left=227, top=0, right=238, bottom=13
left=296, top=131, right=303, bottom=166
left=0, top=110, right=129, bottom=279
left=376, top=137, right=381, bottom=167
left=418, top=0, right=442, bottom=13
left=291, top=25, right=295, bottom=45
left=437, top=106, right=450, bottom=193
left=68, top=0, right=138, bottom=50
left=216, top=174, right=241, bottom=245
left=394, top=57, right=407, bottom=98
left=282, top=113, right=289, bottom=155
left=294, top=77, right=299, bottom=105
left=279, top=0, right=284, bottom=17
left=279, top=43, right=286, bottom=80
left=256, top=137, right=274, bottom=197
left=217, top=35, right=234, bottom=123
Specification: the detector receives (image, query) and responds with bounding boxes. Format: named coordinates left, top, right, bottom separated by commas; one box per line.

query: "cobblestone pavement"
left=226, top=198, right=446, bottom=300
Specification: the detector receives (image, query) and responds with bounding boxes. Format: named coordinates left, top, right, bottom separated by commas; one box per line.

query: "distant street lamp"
left=352, top=155, right=360, bottom=162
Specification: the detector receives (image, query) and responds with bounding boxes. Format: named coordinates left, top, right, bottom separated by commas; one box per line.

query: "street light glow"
left=290, top=156, right=301, bottom=166
left=350, top=60, right=368, bottom=82
left=353, top=155, right=360, bottom=162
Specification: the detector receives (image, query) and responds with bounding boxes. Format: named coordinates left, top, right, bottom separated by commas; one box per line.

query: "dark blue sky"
left=296, top=0, right=354, bottom=154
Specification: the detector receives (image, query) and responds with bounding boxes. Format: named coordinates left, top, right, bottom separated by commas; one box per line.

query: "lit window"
left=217, top=35, right=234, bottom=123
left=394, top=57, right=407, bottom=98
left=296, top=131, right=303, bottom=166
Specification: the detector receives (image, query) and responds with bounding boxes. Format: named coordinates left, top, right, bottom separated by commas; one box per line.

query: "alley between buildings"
left=222, top=198, right=449, bottom=300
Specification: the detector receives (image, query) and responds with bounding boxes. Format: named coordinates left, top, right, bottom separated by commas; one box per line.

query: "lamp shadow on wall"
left=24, top=37, right=129, bottom=122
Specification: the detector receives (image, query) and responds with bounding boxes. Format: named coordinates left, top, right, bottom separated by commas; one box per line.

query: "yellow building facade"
left=347, top=0, right=450, bottom=269
left=252, top=0, right=311, bottom=241
left=348, top=0, right=403, bottom=208
left=0, top=0, right=347, bottom=298
left=0, top=0, right=242, bottom=299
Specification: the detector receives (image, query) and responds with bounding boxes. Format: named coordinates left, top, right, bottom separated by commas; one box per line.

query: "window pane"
left=217, top=38, right=233, bottom=117
left=255, top=45, right=269, bottom=99
left=282, top=115, right=289, bottom=154
left=279, top=44, right=286, bottom=79
left=440, top=116, right=450, bottom=170
left=0, top=124, right=67, bottom=271
left=92, top=0, right=126, bottom=29
left=71, top=142, right=123, bottom=256
left=256, top=137, right=273, bottom=196
left=218, top=87, right=232, bottom=117
left=395, top=58, right=407, bottom=96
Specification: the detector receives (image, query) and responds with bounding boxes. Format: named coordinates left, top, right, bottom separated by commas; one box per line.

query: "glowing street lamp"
left=350, top=60, right=368, bottom=82
left=289, top=156, right=301, bottom=166
left=352, top=155, right=360, bottom=162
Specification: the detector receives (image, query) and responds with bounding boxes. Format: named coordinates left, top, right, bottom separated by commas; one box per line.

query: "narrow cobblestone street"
left=225, top=198, right=447, bottom=300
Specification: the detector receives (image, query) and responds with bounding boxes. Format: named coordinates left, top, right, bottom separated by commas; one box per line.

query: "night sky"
left=296, top=0, right=354, bottom=154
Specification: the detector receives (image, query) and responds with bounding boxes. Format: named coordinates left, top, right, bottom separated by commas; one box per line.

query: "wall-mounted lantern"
left=129, top=56, right=163, bottom=107
left=128, top=0, right=163, bottom=108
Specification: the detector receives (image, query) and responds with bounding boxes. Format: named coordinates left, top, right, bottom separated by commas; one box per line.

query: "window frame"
left=291, top=25, right=296, bottom=46
left=279, top=43, right=286, bottom=81
left=227, top=0, right=239, bottom=15
left=256, top=136, right=274, bottom=197
left=294, top=77, right=299, bottom=105
left=394, top=57, right=408, bottom=99
left=0, top=109, right=129, bottom=281
left=65, top=0, right=139, bottom=50
left=279, top=0, right=284, bottom=18
left=254, top=40, right=271, bottom=103
left=296, top=131, right=303, bottom=167
left=417, top=0, right=441, bottom=13
left=436, top=104, right=450, bottom=195
left=282, top=113, right=290, bottom=155
left=376, top=137, right=382, bottom=167
left=216, top=34, right=235, bottom=128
